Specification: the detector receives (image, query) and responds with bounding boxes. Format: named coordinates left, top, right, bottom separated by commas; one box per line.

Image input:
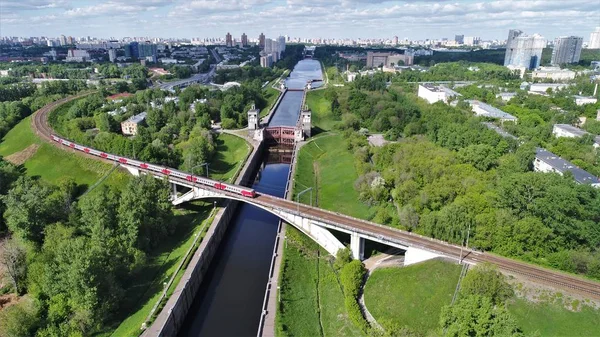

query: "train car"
left=51, top=134, right=257, bottom=198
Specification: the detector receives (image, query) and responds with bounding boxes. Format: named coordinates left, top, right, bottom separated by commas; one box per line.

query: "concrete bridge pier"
left=350, top=232, right=365, bottom=260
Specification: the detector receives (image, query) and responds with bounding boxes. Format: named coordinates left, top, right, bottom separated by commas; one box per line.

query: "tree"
left=0, top=296, right=41, bottom=337
left=2, top=177, right=56, bottom=244
left=440, top=295, right=523, bottom=337
left=0, top=238, right=27, bottom=294
left=334, top=246, right=352, bottom=270
left=460, top=264, right=513, bottom=304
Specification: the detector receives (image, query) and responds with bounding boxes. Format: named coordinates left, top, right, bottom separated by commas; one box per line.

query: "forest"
left=317, top=68, right=600, bottom=280
left=0, top=157, right=176, bottom=336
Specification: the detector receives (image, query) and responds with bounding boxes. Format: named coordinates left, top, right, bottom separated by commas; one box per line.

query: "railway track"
left=31, top=95, right=600, bottom=301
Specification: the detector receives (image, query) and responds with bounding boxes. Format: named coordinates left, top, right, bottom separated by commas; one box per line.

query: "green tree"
left=460, top=264, right=513, bottom=304
left=0, top=296, right=41, bottom=337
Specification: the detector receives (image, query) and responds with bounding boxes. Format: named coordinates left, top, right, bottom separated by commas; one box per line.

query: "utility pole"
left=296, top=187, right=313, bottom=214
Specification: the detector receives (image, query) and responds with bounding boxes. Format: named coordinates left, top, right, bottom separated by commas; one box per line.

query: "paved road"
left=31, top=95, right=600, bottom=301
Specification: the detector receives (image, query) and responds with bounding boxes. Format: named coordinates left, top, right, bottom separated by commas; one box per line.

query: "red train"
left=51, top=135, right=256, bottom=198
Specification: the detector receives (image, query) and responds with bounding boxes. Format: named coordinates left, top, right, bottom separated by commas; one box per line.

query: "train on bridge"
left=51, top=135, right=257, bottom=198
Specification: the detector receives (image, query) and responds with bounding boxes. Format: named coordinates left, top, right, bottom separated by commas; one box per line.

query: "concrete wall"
left=144, top=140, right=265, bottom=337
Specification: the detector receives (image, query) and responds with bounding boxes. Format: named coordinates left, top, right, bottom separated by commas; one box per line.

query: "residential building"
left=504, top=29, right=545, bottom=70
left=366, top=51, right=413, bottom=67
left=534, top=148, right=600, bottom=187
left=59, top=34, right=67, bottom=46
left=108, top=49, right=117, bottom=63
left=455, top=35, right=464, bottom=44
left=278, top=35, right=286, bottom=53
left=417, top=84, right=461, bottom=104
left=65, top=49, right=90, bottom=62
left=466, top=100, right=518, bottom=123
left=531, top=67, right=576, bottom=81
left=393, top=36, right=399, bottom=45
left=260, top=54, right=273, bottom=68
left=259, top=33, right=265, bottom=49
left=464, top=36, right=480, bottom=46
left=552, top=124, right=589, bottom=138
left=265, top=38, right=272, bottom=53
left=241, top=33, right=248, bottom=47
left=589, top=27, right=600, bottom=49
left=225, top=32, right=232, bottom=47
left=482, top=122, right=518, bottom=140
left=121, top=112, right=147, bottom=136
left=574, top=95, right=598, bottom=106
left=496, top=92, right=517, bottom=101
left=528, top=83, right=569, bottom=94
left=551, top=36, right=583, bottom=65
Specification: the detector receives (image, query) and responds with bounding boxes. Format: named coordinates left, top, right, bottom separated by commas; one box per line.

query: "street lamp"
left=296, top=187, right=313, bottom=214
left=191, top=162, right=209, bottom=177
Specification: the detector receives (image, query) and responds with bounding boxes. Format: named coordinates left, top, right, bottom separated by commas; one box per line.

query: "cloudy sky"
left=1, top=0, right=598, bottom=41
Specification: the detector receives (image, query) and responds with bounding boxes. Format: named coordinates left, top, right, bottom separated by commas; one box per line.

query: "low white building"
left=531, top=67, right=576, bottom=81
left=65, top=49, right=90, bottom=62
left=552, top=124, right=589, bottom=138
left=466, top=100, right=518, bottom=123
left=417, top=84, right=461, bottom=104
left=574, top=95, right=598, bottom=106
left=121, top=112, right=147, bottom=136
left=496, top=92, right=517, bottom=102
left=534, top=148, right=600, bottom=187
left=529, top=83, right=569, bottom=95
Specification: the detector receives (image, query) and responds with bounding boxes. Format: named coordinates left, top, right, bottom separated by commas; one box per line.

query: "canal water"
left=178, top=58, right=322, bottom=337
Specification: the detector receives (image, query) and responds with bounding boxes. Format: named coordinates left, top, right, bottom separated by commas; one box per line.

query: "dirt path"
left=4, top=144, right=40, bottom=165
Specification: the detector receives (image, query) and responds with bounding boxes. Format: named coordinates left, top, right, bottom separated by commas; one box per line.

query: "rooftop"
left=482, top=122, right=518, bottom=140
left=466, top=100, right=517, bottom=121
left=553, top=124, right=589, bottom=137
left=125, top=112, right=147, bottom=124
left=535, top=148, right=600, bottom=186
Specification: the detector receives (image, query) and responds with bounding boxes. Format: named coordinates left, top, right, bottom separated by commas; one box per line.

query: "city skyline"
left=1, top=0, right=599, bottom=41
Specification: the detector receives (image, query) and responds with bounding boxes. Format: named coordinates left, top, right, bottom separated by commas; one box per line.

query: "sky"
left=0, top=0, right=599, bottom=41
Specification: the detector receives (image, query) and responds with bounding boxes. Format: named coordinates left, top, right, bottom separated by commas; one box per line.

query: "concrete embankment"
left=143, top=139, right=265, bottom=337
left=261, top=88, right=286, bottom=126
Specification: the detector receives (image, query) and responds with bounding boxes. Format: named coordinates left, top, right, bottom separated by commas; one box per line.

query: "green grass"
left=509, top=298, right=600, bottom=336
left=0, top=116, right=39, bottom=156
left=276, top=226, right=363, bottom=337
left=209, top=133, right=251, bottom=183
left=363, top=260, right=462, bottom=335
left=263, top=87, right=281, bottom=118
left=305, top=90, right=338, bottom=132
left=104, top=202, right=214, bottom=337
left=0, top=114, right=129, bottom=189
left=293, top=134, right=375, bottom=220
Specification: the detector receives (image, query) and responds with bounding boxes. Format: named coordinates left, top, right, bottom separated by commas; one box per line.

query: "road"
left=31, top=95, right=600, bottom=301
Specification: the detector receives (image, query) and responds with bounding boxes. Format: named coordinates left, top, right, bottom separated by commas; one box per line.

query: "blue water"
left=268, top=90, right=304, bottom=127
left=285, top=59, right=324, bottom=90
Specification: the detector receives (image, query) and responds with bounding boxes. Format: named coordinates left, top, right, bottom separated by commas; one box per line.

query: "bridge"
left=31, top=95, right=600, bottom=301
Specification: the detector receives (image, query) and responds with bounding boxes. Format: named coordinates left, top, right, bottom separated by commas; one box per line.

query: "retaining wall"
left=143, top=140, right=265, bottom=337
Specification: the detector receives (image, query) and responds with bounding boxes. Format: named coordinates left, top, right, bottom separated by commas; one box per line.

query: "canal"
left=178, top=59, right=322, bottom=336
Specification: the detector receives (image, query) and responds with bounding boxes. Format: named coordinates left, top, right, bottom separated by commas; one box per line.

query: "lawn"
left=209, top=133, right=251, bottom=183
left=103, top=201, right=214, bottom=337
left=363, top=260, right=462, bottom=335
left=305, top=90, right=338, bottom=132
left=293, top=134, right=375, bottom=220
left=263, top=87, right=282, bottom=118
left=509, top=297, right=600, bottom=336
left=276, top=226, right=363, bottom=337
left=0, top=115, right=129, bottom=189
left=0, top=116, right=39, bottom=156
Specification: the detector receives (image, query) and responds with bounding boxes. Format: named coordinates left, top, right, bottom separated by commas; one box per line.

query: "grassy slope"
left=277, top=227, right=363, bottom=337
left=263, top=87, right=281, bottom=118
left=294, top=134, right=375, bottom=220
left=0, top=115, right=129, bottom=188
left=105, top=202, right=213, bottom=337
left=305, top=90, right=338, bottom=132
left=363, top=260, right=462, bottom=335
left=509, top=298, right=600, bottom=336
left=209, top=133, right=251, bottom=183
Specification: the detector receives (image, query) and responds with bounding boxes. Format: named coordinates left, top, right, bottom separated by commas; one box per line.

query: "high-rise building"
left=464, top=36, right=480, bottom=46
left=589, top=27, right=600, bottom=49
left=455, top=34, right=464, bottom=44
left=504, top=30, right=545, bottom=70
left=225, top=32, right=232, bottom=47
left=393, top=36, right=399, bottom=45
left=278, top=35, right=286, bottom=53
left=551, top=36, right=583, bottom=65
left=59, top=34, right=67, bottom=46
left=108, top=49, right=117, bottom=63
left=259, top=33, right=265, bottom=49
left=241, top=33, right=248, bottom=47
left=265, top=38, right=272, bottom=53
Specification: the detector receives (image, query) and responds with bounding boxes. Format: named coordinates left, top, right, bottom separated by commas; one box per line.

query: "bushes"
left=339, top=259, right=370, bottom=333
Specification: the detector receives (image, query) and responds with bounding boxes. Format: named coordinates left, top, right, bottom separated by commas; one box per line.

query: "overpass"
left=31, top=95, right=600, bottom=301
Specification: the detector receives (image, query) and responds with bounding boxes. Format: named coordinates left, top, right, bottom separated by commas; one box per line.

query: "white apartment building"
left=574, top=96, right=598, bottom=106
left=531, top=67, right=576, bottom=81
left=589, top=27, right=600, bottom=49
left=534, top=148, right=600, bottom=187
left=417, top=84, right=461, bottom=104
